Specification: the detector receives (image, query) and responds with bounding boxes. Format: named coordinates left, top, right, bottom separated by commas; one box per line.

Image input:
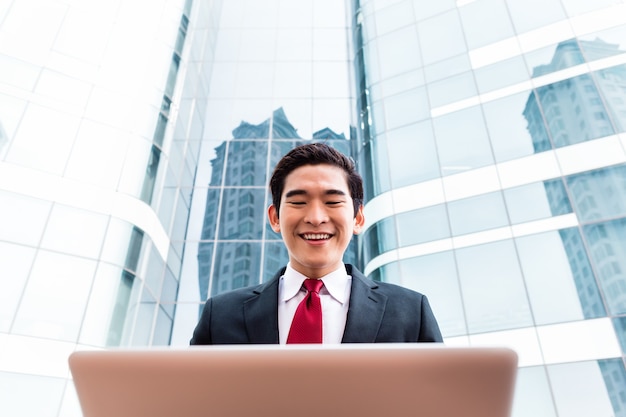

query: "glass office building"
left=1, top=0, right=626, bottom=416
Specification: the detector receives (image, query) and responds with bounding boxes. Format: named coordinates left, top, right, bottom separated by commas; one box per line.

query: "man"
left=190, top=143, right=442, bottom=344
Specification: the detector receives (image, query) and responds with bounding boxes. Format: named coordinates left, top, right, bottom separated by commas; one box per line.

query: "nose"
left=304, top=201, right=328, bottom=226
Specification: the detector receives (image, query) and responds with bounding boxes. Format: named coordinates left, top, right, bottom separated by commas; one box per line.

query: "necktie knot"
left=303, top=279, right=323, bottom=294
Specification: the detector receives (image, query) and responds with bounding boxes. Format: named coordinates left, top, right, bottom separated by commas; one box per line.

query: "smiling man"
left=190, top=143, right=442, bottom=344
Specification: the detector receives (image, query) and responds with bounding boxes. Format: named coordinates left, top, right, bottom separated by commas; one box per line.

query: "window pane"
left=511, top=367, right=558, bottom=417
left=276, top=29, right=312, bottom=61
left=557, top=227, right=607, bottom=317
left=418, top=10, right=466, bottom=65
left=0, top=243, right=35, bottom=331
left=40, top=204, right=108, bottom=260
left=0, top=92, right=27, bottom=156
left=456, top=240, right=532, bottom=333
left=386, top=121, right=440, bottom=186
left=484, top=91, right=544, bottom=162
left=397, top=252, right=466, bottom=337
left=535, top=72, right=613, bottom=147
left=361, top=217, right=396, bottom=264
left=504, top=179, right=573, bottom=224
left=561, top=0, right=621, bottom=16
left=594, top=64, right=626, bottom=134
left=6, top=103, right=81, bottom=174
left=433, top=107, right=494, bottom=175
left=427, top=71, right=477, bottom=108
left=377, top=25, right=422, bottom=79
left=64, top=120, right=129, bottom=188
left=196, top=241, right=214, bottom=301
left=211, top=242, right=262, bottom=296
left=263, top=241, right=289, bottom=282
left=505, top=0, right=566, bottom=34
left=459, top=0, right=515, bottom=49
left=13, top=251, right=96, bottom=341
left=516, top=231, right=593, bottom=325
left=397, top=204, right=450, bottom=247
left=374, top=1, right=414, bottom=36
left=224, top=141, right=269, bottom=186
left=547, top=360, right=619, bottom=417
left=475, top=56, right=529, bottom=94
left=448, top=192, right=508, bottom=236
left=567, top=166, right=626, bottom=223
left=0, top=372, right=65, bottom=417
left=218, top=188, right=266, bottom=239
left=582, top=219, right=626, bottom=315
left=0, top=190, right=50, bottom=246
left=382, top=87, right=430, bottom=129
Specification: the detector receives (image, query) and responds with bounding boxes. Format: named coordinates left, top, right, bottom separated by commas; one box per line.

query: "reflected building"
left=523, top=37, right=626, bottom=415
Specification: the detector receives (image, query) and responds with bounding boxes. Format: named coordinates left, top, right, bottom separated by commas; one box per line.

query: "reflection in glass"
left=386, top=120, right=440, bottom=187
left=613, top=316, right=626, bottom=354
left=427, top=71, right=477, bottom=108
left=361, top=217, right=396, bottom=266
left=583, top=219, right=626, bottom=315
left=523, top=39, right=626, bottom=151
left=212, top=242, right=262, bottom=296
left=455, top=240, right=532, bottom=333
left=506, top=0, right=566, bottom=34
left=432, top=106, right=494, bottom=175
left=0, top=242, right=35, bottom=332
left=396, top=204, right=450, bottom=248
left=417, top=10, right=466, bottom=66
left=397, top=252, right=467, bottom=337
left=547, top=360, right=624, bottom=417
left=594, top=65, right=626, bottom=134
left=516, top=231, right=603, bottom=325
left=558, top=227, right=607, bottom=318
left=448, top=192, right=508, bottom=236
left=0, top=372, right=65, bottom=417
left=458, top=0, right=515, bottom=50
left=504, top=178, right=572, bottom=224
left=512, top=367, right=557, bottom=417
left=13, top=251, right=96, bottom=342
left=474, top=55, right=528, bottom=94
left=483, top=91, right=539, bottom=162
left=567, top=165, right=626, bottom=222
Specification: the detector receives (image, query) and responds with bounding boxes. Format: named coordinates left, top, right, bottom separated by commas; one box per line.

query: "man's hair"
left=269, top=143, right=364, bottom=217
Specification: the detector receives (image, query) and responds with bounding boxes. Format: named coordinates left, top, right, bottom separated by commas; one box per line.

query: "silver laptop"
left=68, top=344, right=517, bottom=417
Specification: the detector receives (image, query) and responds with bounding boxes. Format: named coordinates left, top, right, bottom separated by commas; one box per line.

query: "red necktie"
left=287, top=279, right=324, bottom=344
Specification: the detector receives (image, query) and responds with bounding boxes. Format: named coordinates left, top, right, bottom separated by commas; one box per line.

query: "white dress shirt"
left=278, top=263, right=352, bottom=344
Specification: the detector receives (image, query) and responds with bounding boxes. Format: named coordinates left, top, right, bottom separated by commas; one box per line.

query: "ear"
left=353, top=205, right=365, bottom=235
left=268, top=204, right=281, bottom=233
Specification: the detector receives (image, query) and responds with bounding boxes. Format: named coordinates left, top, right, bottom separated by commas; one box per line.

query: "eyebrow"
left=284, top=189, right=347, bottom=198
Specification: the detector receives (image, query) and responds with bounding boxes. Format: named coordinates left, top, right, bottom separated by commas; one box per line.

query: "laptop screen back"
left=69, top=344, right=517, bottom=417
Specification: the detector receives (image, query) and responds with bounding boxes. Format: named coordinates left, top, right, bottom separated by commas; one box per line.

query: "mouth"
left=301, top=233, right=332, bottom=241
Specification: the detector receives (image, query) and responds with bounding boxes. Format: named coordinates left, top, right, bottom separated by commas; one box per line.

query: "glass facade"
left=352, top=0, right=626, bottom=416
left=1, top=0, right=626, bottom=416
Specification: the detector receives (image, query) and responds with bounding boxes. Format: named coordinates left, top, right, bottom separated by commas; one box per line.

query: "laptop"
left=68, top=344, right=518, bottom=417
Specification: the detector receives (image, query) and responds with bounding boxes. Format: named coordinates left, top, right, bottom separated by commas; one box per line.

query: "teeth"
left=303, top=233, right=330, bottom=240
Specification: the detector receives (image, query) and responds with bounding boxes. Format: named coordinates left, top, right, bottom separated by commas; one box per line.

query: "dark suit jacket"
left=190, top=264, right=443, bottom=344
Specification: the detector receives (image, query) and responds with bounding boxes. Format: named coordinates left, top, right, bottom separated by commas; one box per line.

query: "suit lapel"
left=342, top=266, right=387, bottom=343
left=242, top=269, right=283, bottom=344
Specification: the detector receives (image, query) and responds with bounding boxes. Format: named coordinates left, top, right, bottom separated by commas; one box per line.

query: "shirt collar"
left=281, top=263, right=350, bottom=304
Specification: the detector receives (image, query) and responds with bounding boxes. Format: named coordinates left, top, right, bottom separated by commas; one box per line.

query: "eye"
left=288, top=201, right=306, bottom=206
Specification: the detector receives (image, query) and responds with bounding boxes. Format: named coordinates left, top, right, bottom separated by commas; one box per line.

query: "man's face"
left=268, top=164, right=365, bottom=279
